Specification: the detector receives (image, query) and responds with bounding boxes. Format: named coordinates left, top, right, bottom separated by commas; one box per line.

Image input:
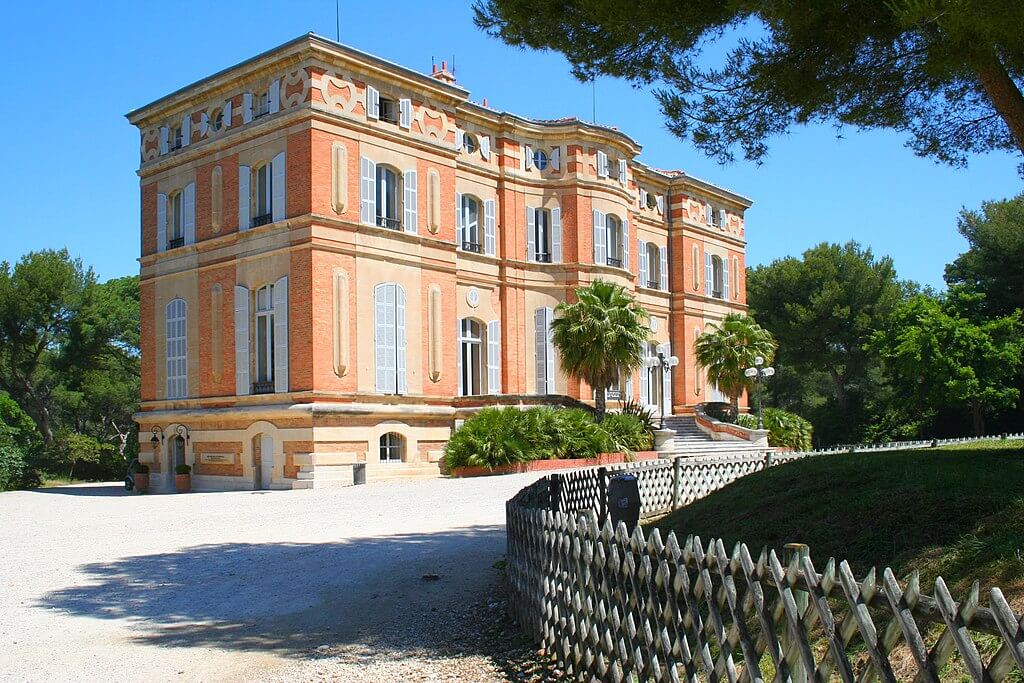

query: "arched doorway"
left=167, top=435, right=185, bottom=491
left=254, top=434, right=274, bottom=490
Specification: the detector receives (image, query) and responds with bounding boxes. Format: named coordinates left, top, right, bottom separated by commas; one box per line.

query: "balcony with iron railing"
left=251, top=213, right=273, bottom=229
left=606, top=256, right=622, bottom=268
left=462, top=240, right=482, bottom=254
left=647, top=279, right=660, bottom=289
left=168, top=236, right=185, bottom=249
left=534, top=252, right=552, bottom=263
left=251, top=380, right=274, bottom=395
left=376, top=215, right=401, bottom=231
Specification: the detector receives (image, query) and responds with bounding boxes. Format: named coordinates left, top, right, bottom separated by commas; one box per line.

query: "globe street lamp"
left=744, top=356, right=775, bottom=430
left=646, top=350, right=680, bottom=429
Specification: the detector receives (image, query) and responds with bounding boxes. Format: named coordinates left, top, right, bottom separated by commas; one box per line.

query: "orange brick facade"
left=129, top=34, right=750, bottom=491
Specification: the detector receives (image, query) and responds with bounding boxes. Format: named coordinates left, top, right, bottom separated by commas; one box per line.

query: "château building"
left=128, top=33, right=751, bottom=491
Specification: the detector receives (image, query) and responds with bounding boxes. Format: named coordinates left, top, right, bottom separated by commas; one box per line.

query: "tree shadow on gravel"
left=38, top=525, right=510, bottom=658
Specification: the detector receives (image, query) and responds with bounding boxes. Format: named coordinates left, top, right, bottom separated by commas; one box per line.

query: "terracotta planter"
left=175, top=473, right=191, bottom=493
left=134, top=473, right=149, bottom=493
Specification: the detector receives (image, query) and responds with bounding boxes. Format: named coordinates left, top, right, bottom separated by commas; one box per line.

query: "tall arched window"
left=460, top=195, right=481, bottom=252
left=459, top=319, right=484, bottom=396
left=165, top=299, right=187, bottom=399
left=374, top=283, right=407, bottom=394
left=711, top=256, right=724, bottom=299
left=606, top=215, right=622, bottom=267
left=254, top=284, right=276, bottom=393
left=644, top=342, right=660, bottom=408
left=253, top=162, right=272, bottom=226
left=375, top=165, right=400, bottom=229
left=533, top=208, right=551, bottom=262
left=379, top=432, right=404, bottom=463
left=646, top=242, right=660, bottom=289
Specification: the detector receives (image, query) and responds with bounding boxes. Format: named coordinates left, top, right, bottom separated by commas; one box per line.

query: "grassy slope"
left=652, top=440, right=1024, bottom=605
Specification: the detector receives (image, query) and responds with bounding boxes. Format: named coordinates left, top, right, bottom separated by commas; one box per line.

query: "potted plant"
left=134, top=464, right=150, bottom=493
left=174, top=463, right=192, bottom=493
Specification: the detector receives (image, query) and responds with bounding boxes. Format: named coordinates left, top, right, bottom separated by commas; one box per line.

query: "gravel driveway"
left=0, top=474, right=548, bottom=682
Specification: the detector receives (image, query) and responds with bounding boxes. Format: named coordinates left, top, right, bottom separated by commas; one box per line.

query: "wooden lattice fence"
left=506, top=453, right=1024, bottom=682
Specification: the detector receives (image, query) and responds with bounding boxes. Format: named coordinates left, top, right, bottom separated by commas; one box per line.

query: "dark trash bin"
left=607, top=473, right=640, bottom=533
left=353, top=463, right=366, bottom=485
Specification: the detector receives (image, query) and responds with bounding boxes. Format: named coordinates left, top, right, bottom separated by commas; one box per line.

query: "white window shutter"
left=640, top=188, right=648, bottom=208
left=399, top=98, right=412, bottom=129
left=526, top=207, right=536, bottom=261
left=534, top=308, right=548, bottom=395
left=661, top=342, right=673, bottom=416
left=550, top=146, right=560, bottom=171
left=704, top=251, right=713, bottom=294
left=597, top=150, right=608, bottom=177
left=638, top=240, right=648, bottom=286
left=719, top=208, right=727, bottom=230
left=723, top=255, right=730, bottom=300
left=523, top=144, right=533, bottom=170
left=156, top=193, right=167, bottom=252
left=484, top=199, right=496, bottom=255
left=396, top=285, right=407, bottom=395
left=273, top=276, right=289, bottom=393
left=159, top=126, right=169, bottom=155
left=271, top=152, right=286, bottom=223
left=183, top=182, right=195, bottom=245
left=479, top=135, right=491, bottom=160
left=660, top=246, right=669, bottom=291
left=374, top=284, right=395, bottom=393
left=238, top=165, right=251, bottom=231
left=551, top=207, right=562, bottom=263
left=165, top=300, right=187, bottom=399
left=223, top=99, right=232, bottom=128
left=455, top=128, right=464, bottom=151
left=622, top=218, right=629, bottom=271
left=487, top=320, right=501, bottom=394
left=705, top=202, right=713, bottom=224
left=592, top=210, right=606, bottom=264
left=402, top=169, right=418, bottom=233
left=199, top=112, right=209, bottom=137
left=360, top=156, right=376, bottom=225
left=366, top=86, right=379, bottom=120
left=544, top=307, right=555, bottom=394
left=618, top=159, right=627, bottom=184
left=181, top=115, right=191, bottom=147
left=234, top=285, right=250, bottom=395
left=455, top=192, right=464, bottom=245
left=269, top=79, right=281, bottom=114
left=242, top=93, right=253, bottom=123
left=639, top=353, right=649, bottom=407
left=656, top=195, right=665, bottom=213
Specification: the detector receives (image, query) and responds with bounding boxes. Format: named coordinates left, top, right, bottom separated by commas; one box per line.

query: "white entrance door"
left=260, top=435, right=274, bottom=490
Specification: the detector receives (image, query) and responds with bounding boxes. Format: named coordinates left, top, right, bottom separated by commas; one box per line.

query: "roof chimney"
left=431, top=59, right=456, bottom=85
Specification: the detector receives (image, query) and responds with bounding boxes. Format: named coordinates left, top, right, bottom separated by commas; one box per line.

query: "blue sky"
left=1, top=0, right=1021, bottom=288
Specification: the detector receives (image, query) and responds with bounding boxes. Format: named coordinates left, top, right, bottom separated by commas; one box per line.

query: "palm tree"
left=551, top=279, right=650, bottom=422
left=694, top=313, right=777, bottom=409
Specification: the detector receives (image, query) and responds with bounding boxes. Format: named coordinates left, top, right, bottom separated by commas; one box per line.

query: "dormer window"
left=169, top=125, right=183, bottom=151
left=645, top=191, right=657, bottom=210
left=379, top=97, right=399, bottom=124
left=254, top=91, right=270, bottom=119
left=211, top=108, right=224, bottom=132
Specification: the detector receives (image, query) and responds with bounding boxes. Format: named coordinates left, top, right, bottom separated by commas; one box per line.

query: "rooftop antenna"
left=335, top=0, right=340, bottom=41
left=592, top=75, right=597, bottom=123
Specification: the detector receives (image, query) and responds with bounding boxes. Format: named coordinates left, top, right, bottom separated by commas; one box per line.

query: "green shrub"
left=738, top=408, right=813, bottom=451
left=444, top=407, right=653, bottom=470
left=444, top=407, right=538, bottom=469
left=599, top=413, right=654, bottom=453
left=703, top=402, right=738, bottom=423
left=175, top=463, right=191, bottom=475
left=0, top=443, right=37, bottom=491
left=620, top=399, right=657, bottom=436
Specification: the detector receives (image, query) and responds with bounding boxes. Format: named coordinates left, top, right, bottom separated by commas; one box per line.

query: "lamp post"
left=646, top=350, right=680, bottom=429
left=744, top=356, right=775, bottom=430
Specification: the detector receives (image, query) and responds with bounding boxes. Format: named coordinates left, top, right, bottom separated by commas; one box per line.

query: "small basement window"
left=380, top=433, right=404, bottom=463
